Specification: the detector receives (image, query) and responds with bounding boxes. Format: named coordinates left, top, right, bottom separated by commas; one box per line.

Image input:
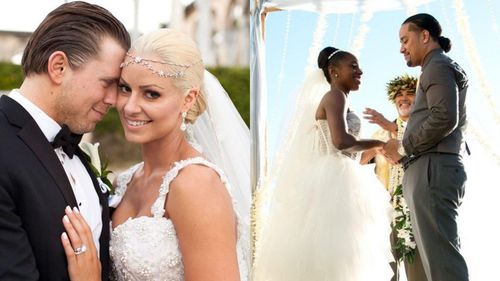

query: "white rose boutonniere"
left=79, top=141, right=114, bottom=194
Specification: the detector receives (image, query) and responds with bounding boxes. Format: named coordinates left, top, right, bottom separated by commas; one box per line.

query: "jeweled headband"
left=119, top=52, right=202, bottom=78
left=327, top=49, right=343, bottom=61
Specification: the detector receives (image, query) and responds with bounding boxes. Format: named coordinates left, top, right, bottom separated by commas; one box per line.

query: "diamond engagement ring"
left=74, top=245, right=87, bottom=255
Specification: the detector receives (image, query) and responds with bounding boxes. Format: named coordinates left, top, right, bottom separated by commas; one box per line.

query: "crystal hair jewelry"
left=180, top=112, right=187, bottom=131
left=120, top=53, right=202, bottom=78
left=327, top=49, right=343, bottom=61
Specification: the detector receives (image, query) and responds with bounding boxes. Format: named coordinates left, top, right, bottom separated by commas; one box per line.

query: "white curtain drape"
left=262, top=0, right=434, bottom=14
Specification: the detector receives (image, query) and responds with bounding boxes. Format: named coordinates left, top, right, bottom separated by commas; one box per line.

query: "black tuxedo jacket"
left=0, top=95, right=110, bottom=280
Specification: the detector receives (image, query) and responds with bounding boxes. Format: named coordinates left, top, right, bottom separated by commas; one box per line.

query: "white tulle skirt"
left=253, top=153, right=394, bottom=281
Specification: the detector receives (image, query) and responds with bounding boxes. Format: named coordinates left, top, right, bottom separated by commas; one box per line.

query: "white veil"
left=269, top=69, right=329, bottom=181
left=188, top=70, right=251, bottom=270
left=253, top=69, right=394, bottom=281
left=253, top=69, right=329, bottom=263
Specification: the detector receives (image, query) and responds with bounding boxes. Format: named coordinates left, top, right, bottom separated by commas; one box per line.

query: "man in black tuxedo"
left=0, top=2, right=130, bottom=280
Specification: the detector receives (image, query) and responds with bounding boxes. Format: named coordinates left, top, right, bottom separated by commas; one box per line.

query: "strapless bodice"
left=314, top=111, right=361, bottom=159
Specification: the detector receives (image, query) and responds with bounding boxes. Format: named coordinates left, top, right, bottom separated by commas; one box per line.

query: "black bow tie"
left=51, top=125, right=83, bottom=159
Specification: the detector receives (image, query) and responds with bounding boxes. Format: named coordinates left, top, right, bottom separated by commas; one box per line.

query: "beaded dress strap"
left=151, top=157, right=229, bottom=218
left=114, top=162, right=143, bottom=197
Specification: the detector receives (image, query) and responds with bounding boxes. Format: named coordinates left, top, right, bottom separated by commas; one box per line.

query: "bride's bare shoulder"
left=167, top=164, right=232, bottom=212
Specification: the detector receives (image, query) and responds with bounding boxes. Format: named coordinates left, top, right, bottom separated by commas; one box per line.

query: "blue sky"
left=263, top=0, right=500, bottom=160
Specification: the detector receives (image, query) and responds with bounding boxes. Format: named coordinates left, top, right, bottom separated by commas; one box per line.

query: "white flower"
left=399, top=198, right=408, bottom=210
left=108, top=194, right=123, bottom=208
left=97, top=177, right=111, bottom=193
left=392, top=184, right=417, bottom=261
left=79, top=141, right=101, bottom=174
left=397, top=228, right=410, bottom=240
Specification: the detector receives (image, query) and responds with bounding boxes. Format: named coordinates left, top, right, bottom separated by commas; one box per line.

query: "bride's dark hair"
left=317, top=47, right=350, bottom=83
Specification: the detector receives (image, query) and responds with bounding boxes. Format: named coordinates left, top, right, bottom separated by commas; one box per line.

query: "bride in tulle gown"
left=253, top=47, right=393, bottom=281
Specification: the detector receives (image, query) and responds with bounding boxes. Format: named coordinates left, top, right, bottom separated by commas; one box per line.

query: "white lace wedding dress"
left=253, top=112, right=394, bottom=281
left=110, top=157, right=249, bottom=281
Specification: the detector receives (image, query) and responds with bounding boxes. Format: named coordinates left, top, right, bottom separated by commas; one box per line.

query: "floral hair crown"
left=386, top=74, right=418, bottom=102
left=119, top=52, right=202, bottom=78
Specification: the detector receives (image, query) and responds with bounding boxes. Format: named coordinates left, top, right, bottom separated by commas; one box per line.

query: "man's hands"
left=363, top=108, right=397, bottom=135
left=381, top=139, right=404, bottom=164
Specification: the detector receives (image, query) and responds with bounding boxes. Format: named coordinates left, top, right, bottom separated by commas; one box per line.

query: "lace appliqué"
left=110, top=157, right=248, bottom=281
left=346, top=111, right=361, bottom=138
left=314, top=111, right=361, bottom=160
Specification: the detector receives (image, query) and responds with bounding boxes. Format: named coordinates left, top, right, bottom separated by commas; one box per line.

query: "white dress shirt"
left=9, top=89, right=102, bottom=253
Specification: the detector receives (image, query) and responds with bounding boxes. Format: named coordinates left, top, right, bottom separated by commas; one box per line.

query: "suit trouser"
left=390, top=228, right=428, bottom=281
left=402, top=153, right=468, bottom=281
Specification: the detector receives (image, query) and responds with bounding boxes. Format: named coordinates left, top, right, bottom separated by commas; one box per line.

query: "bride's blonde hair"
left=131, top=28, right=206, bottom=123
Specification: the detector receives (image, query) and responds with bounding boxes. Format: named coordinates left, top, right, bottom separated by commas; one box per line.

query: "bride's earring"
left=180, top=111, right=187, bottom=131
left=334, top=73, right=339, bottom=78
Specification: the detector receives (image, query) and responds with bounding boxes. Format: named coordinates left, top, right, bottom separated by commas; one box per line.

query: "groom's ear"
left=421, top=29, right=431, bottom=44
left=181, top=87, right=199, bottom=112
left=47, top=51, right=69, bottom=85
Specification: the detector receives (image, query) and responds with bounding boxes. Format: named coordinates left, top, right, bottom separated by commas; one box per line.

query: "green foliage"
left=386, top=74, right=417, bottom=102
left=94, top=108, right=123, bottom=137
left=207, top=66, right=250, bottom=126
left=0, top=62, right=23, bottom=90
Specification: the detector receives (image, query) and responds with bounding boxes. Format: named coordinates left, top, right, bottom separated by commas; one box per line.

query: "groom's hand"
left=382, top=139, right=403, bottom=164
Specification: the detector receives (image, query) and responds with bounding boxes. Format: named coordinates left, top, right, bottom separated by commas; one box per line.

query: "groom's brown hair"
left=21, top=1, right=130, bottom=77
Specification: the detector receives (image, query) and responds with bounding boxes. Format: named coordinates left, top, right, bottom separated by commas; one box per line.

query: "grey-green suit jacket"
left=403, top=48, right=468, bottom=156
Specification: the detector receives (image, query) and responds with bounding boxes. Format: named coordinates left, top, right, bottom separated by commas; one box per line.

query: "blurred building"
left=0, top=0, right=249, bottom=67
left=0, top=30, right=30, bottom=64
left=169, top=0, right=249, bottom=67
